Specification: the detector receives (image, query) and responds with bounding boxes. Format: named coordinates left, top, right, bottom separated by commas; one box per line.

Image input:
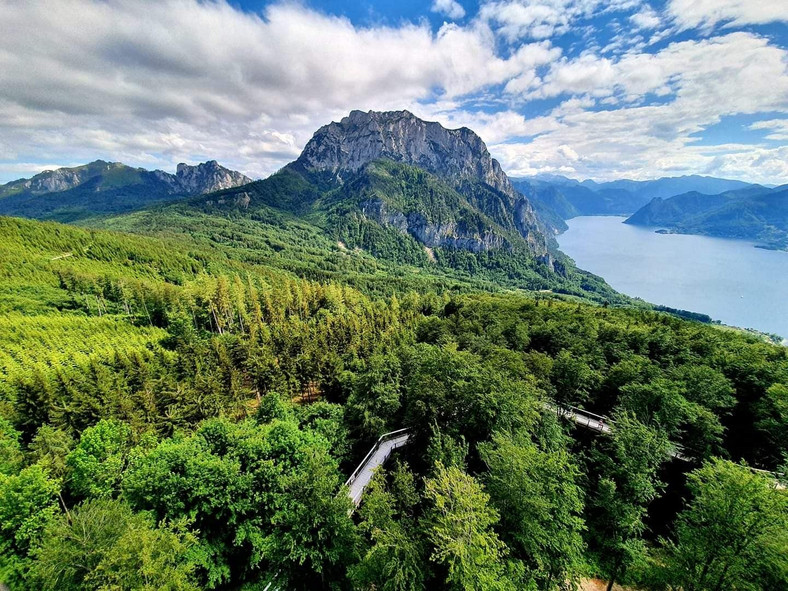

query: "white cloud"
left=523, top=32, right=788, bottom=111
left=424, top=109, right=562, bottom=143
left=0, top=0, right=552, bottom=180
left=750, top=119, right=788, bottom=142
left=485, top=32, right=788, bottom=183
left=630, top=5, right=661, bottom=29
left=431, top=0, right=466, bottom=20
left=478, top=0, right=642, bottom=41
left=0, top=0, right=785, bottom=186
left=668, top=0, right=788, bottom=31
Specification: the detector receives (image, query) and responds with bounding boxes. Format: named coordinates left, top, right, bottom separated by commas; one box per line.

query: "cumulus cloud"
left=522, top=32, right=788, bottom=112
left=431, top=0, right=466, bottom=20
left=478, top=0, right=641, bottom=41
left=0, top=0, right=547, bottom=179
left=483, top=32, right=788, bottom=183
left=0, top=0, right=786, bottom=185
left=668, top=0, right=788, bottom=31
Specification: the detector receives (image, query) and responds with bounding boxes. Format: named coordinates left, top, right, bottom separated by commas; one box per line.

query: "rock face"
left=296, top=110, right=552, bottom=263
left=1, top=160, right=251, bottom=200
left=0, top=160, right=252, bottom=221
left=298, top=110, right=516, bottom=197
left=359, top=198, right=506, bottom=253
left=174, top=160, right=252, bottom=195
left=11, top=161, right=120, bottom=195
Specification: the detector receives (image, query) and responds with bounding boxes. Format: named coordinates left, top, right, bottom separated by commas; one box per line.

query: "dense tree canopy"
left=1, top=215, right=786, bottom=589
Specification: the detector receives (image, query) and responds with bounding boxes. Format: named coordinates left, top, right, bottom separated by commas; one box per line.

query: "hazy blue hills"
left=513, top=174, right=757, bottom=225
left=625, top=184, right=788, bottom=250
left=0, top=159, right=251, bottom=222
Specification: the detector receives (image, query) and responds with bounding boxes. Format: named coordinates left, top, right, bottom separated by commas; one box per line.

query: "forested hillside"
left=1, top=214, right=786, bottom=590
left=0, top=160, right=251, bottom=223
left=90, top=161, right=619, bottom=302
left=513, top=175, right=756, bottom=223
left=626, top=185, right=788, bottom=250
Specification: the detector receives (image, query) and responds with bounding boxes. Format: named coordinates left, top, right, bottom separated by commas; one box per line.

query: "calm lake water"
left=557, top=216, right=788, bottom=341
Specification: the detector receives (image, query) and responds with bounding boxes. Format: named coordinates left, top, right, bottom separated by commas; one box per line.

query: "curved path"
left=345, top=428, right=411, bottom=507
left=345, top=404, right=785, bottom=507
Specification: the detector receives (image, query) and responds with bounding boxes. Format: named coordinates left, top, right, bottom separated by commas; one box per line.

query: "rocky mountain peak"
left=13, top=160, right=115, bottom=195
left=294, top=110, right=555, bottom=268
left=174, top=161, right=251, bottom=194
left=296, top=109, right=518, bottom=199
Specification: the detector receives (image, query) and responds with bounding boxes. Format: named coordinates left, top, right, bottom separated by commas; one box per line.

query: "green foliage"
left=424, top=463, right=516, bottom=591
left=344, top=351, right=404, bottom=442
left=426, top=427, right=469, bottom=472
left=29, top=498, right=198, bottom=590
left=587, top=411, right=672, bottom=589
left=653, top=459, right=788, bottom=591
left=0, top=464, right=60, bottom=585
left=28, top=426, right=74, bottom=480
left=479, top=429, right=585, bottom=590
left=550, top=349, right=600, bottom=406
left=0, top=213, right=787, bottom=590
left=0, top=160, right=190, bottom=222
left=402, top=343, right=540, bottom=447
left=351, top=468, right=427, bottom=591
left=88, top=158, right=623, bottom=302
left=66, top=419, right=136, bottom=499
left=122, top=417, right=356, bottom=589
left=0, top=417, right=24, bottom=475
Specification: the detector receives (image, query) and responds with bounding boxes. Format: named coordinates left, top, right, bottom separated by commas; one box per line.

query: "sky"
left=0, top=0, right=786, bottom=185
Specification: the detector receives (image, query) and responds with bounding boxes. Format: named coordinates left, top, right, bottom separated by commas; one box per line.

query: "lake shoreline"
left=557, top=216, right=788, bottom=341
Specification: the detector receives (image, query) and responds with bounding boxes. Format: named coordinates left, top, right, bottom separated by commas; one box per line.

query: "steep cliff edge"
left=293, top=110, right=553, bottom=263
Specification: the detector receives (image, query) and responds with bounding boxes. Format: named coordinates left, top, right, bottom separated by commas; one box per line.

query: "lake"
left=557, top=216, right=788, bottom=341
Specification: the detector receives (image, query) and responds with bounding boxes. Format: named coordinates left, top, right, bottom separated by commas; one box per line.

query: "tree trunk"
left=606, top=557, right=622, bottom=591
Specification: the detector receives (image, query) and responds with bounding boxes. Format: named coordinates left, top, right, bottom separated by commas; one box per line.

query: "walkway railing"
left=345, top=428, right=411, bottom=489
left=346, top=428, right=412, bottom=509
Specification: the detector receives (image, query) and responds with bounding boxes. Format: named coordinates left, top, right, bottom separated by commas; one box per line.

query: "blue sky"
left=0, top=0, right=786, bottom=184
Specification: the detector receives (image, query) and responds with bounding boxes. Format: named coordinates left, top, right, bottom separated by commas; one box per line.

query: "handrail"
left=565, top=404, right=610, bottom=422
left=345, top=428, right=411, bottom=488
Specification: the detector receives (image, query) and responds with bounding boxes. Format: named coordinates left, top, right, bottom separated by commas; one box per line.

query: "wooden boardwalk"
left=345, top=429, right=411, bottom=507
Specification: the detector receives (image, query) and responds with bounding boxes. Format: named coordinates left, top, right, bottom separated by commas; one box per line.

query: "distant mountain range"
left=0, top=160, right=251, bottom=222
left=79, top=109, right=618, bottom=299
left=625, top=184, right=788, bottom=250
left=512, top=174, right=757, bottom=232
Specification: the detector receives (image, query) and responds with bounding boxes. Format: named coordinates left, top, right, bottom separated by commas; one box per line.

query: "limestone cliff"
left=295, top=110, right=552, bottom=263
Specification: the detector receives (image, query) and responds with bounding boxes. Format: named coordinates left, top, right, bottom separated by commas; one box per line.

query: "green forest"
left=1, top=213, right=786, bottom=591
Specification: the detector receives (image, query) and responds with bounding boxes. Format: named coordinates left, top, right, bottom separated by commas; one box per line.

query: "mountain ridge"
left=513, top=175, right=759, bottom=225
left=0, top=160, right=251, bottom=221
left=625, top=185, right=788, bottom=250
left=84, top=110, right=628, bottom=298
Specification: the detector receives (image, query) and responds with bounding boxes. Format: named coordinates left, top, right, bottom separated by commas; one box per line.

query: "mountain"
left=589, top=175, right=755, bottom=200
left=204, top=110, right=557, bottom=266
left=513, top=175, right=758, bottom=225
left=0, top=160, right=251, bottom=222
left=92, top=110, right=618, bottom=299
left=291, top=109, right=554, bottom=258
left=625, top=185, right=788, bottom=250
